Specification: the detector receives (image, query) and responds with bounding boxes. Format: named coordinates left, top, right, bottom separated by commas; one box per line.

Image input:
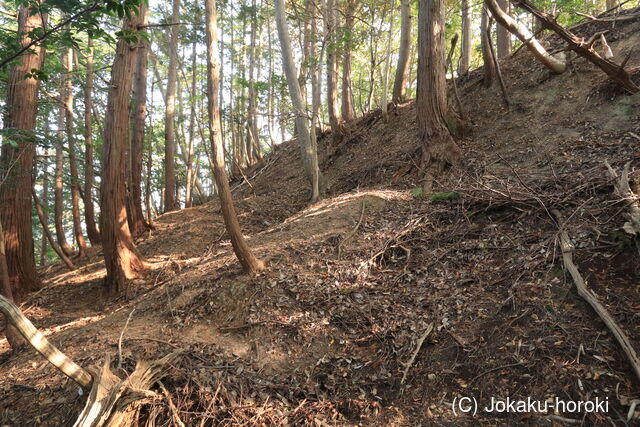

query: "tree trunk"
left=325, top=0, right=341, bottom=134
left=0, top=218, right=26, bottom=348
left=246, top=0, right=262, bottom=164
left=341, top=0, right=355, bottom=121
left=496, top=0, right=512, bottom=58
left=381, top=3, right=395, bottom=122
left=205, top=0, right=265, bottom=274
left=310, top=4, right=323, bottom=133
left=100, top=11, right=148, bottom=297
left=83, top=39, right=101, bottom=246
left=275, top=0, right=324, bottom=203
left=164, top=0, right=180, bottom=212
left=55, top=90, right=74, bottom=257
left=128, top=3, right=151, bottom=235
left=185, top=38, right=197, bottom=208
left=40, top=149, right=49, bottom=266
left=459, top=0, right=472, bottom=75
left=417, top=0, right=461, bottom=194
left=0, top=5, right=46, bottom=299
left=485, top=0, right=566, bottom=74
left=62, top=46, right=88, bottom=257
left=392, top=0, right=412, bottom=103
left=480, top=5, right=497, bottom=87
left=33, top=190, right=76, bottom=271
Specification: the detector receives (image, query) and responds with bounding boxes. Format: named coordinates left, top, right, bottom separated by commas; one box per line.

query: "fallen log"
left=512, top=0, right=639, bottom=93
left=0, top=294, right=92, bottom=388
left=552, top=209, right=640, bottom=382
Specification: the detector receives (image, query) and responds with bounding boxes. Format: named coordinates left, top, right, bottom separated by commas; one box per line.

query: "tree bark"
left=480, top=5, right=497, bottom=87
left=0, top=218, right=26, bottom=348
left=40, top=148, right=49, bottom=266
left=55, top=90, right=74, bottom=257
left=381, top=3, right=395, bottom=122
left=62, top=46, right=88, bottom=257
left=128, top=3, right=151, bottom=236
left=325, top=0, right=342, bottom=134
left=185, top=38, right=197, bottom=208
left=496, top=0, right=512, bottom=58
left=309, top=4, right=323, bottom=133
left=33, top=190, right=76, bottom=270
left=417, top=0, right=461, bottom=194
left=392, top=0, right=412, bottom=103
left=164, top=0, right=180, bottom=212
left=341, top=0, right=355, bottom=121
left=100, top=11, right=148, bottom=297
left=459, top=0, right=472, bottom=75
left=205, top=0, right=265, bottom=274
left=0, top=5, right=45, bottom=299
left=83, top=39, right=101, bottom=245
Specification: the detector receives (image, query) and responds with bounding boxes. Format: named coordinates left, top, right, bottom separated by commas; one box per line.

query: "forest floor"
left=2, top=10, right=640, bottom=427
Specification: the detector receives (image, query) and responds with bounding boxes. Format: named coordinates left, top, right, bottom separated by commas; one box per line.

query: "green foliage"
left=410, top=187, right=423, bottom=198
left=430, top=191, right=461, bottom=202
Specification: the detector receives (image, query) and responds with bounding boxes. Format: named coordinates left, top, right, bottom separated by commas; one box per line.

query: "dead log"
left=552, top=209, right=640, bottom=382
left=0, top=294, right=92, bottom=388
left=74, top=351, right=181, bottom=427
left=512, top=0, right=639, bottom=93
left=485, top=0, right=567, bottom=73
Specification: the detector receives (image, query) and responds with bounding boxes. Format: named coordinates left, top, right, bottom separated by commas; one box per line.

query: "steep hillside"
left=1, top=11, right=640, bottom=426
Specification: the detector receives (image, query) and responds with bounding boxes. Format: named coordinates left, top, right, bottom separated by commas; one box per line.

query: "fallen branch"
left=400, top=323, right=433, bottom=385
left=604, top=161, right=640, bottom=236
left=512, top=0, right=639, bottom=93
left=552, top=209, right=640, bottom=382
left=487, top=17, right=512, bottom=108
left=0, top=294, right=92, bottom=388
left=338, top=199, right=366, bottom=256
left=33, top=189, right=76, bottom=271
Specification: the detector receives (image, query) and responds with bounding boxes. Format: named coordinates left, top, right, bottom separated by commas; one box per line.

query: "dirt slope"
left=1, top=11, right=640, bottom=426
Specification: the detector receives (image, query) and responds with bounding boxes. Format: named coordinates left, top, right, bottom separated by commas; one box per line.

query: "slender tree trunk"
left=481, top=5, right=496, bottom=87
left=62, top=46, right=88, bottom=257
left=496, top=0, right=512, bottom=58
left=247, top=0, right=262, bottom=164
left=205, top=0, right=265, bottom=274
left=83, top=39, right=101, bottom=245
left=325, top=0, right=341, bottom=134
left=164, top=0, right=180, bottom=212
left=129, top=3, right=151, bottom=235
left=417, top=0, right=461, bottom=194
left=459, top=0, right=472, bottom=75
left=310, top=6, right=323, bottom=133
left=275, top=0, right=323, bottom=202
left=185, top=39, right=197, bottom=208
left=55, top=78, right=75, bottom=258
left=0, top=6, right=46, bottom=299
left=392, top=0, right=412, bottom=103
left=40, top=147, right=49, bottom=266
left=32, top=190, right=75, bottom=271
left=381, top=3, right=395, bottom=122
left=341, top=0, right=355, bottom=121
left=100, top=11, right=147, bottom=297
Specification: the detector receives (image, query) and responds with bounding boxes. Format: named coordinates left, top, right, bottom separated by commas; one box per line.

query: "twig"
left=552, top=209, right=640, bottom=382
left=338, top=199, right=366, bottom=256
left=117, top=308, right=136, bottom=370
left=159, top=381, right=186, bottom=427
left=400, top=323, right=434, bottom=385
left=470, top=362, right=524, bottom=385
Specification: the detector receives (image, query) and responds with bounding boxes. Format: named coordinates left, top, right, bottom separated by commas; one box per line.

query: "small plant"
left=410, top=187, right=424, bottom=198
left=430, top=191, right=461, bottom=202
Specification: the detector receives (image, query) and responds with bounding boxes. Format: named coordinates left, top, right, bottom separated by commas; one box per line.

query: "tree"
left=128, top=2, right=151, bottom=235
left=392, top=0, right=412, bottom=103
left=341, top=0, right=355, bottom=121
left=0, top=5, right=46, bottom=299
left=164, top=0, right=180, bottom=212
left=83, top=39, right=101, bottom=245
left=325, top=0, right=341, bottom=134
left=496, top=0, right=511, bottom=58
left=480, top=4, right=496, bottom=87
left=62, top=45, right=89, bottom=257
left=417, top=0, right=461, bottom=193
left=205, top=0, right=265, bottom=274
left=100, top=8, right=148, bottom=296
left=0, top=217, right=25, bottom=348
left=55, top=93, right=74, bottom=257
left=459, top=0, right=472, bottom=75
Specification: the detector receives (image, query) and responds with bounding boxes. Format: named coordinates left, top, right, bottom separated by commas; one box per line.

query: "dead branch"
left=338, top=199, right=366, bottom=256
left=74, top=351, right=182, bottom=427
left=32, top=189, right=76, bottom=271
left=512, top=0, right=639, bottom=93
left=447, top=34, right=466, bottom=121
left=487, top=17, right=512, bottom=108
left=604, top=161, right=640, bottom=236
left=0, top=294, right=92, bottom=388
left=400, top=323, right=433, bottom=385
left=552, top=209, right=640, bottom=382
